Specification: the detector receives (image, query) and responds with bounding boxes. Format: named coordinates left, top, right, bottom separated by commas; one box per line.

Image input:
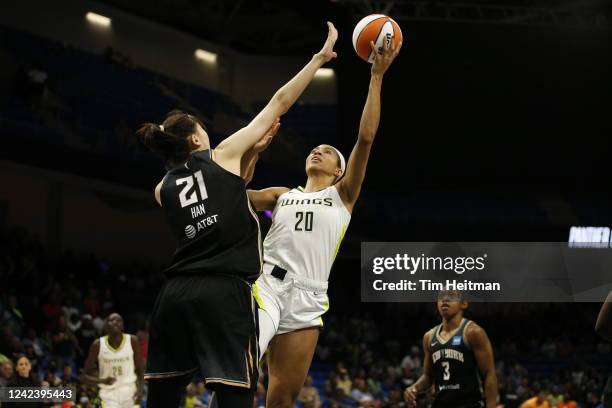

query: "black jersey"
left=159, top=150, right=262, bottom=282
left=428, top=319, right=484, bottom=408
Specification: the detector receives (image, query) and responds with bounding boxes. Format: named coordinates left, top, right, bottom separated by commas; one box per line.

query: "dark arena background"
left=1, top=0, right=612, bottom=407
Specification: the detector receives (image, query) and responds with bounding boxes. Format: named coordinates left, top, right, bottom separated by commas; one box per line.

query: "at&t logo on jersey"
left=185, top=224, right=196, bottom=239
left=184, top=215, right=220, bottom=239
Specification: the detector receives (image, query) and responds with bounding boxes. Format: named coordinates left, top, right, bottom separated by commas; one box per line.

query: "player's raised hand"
left=370, top=37, right=402, bottom=76
left=404, top=386, right=418, bottom=408
left=253, top=117, right=280, bottom=153
left=316, top=22, right=338, bottom=63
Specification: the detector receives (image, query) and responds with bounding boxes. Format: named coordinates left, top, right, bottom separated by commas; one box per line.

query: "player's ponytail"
left=136, top=110, right=206, bottom=167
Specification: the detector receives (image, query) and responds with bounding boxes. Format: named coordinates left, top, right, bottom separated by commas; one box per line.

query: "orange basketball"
left=352, top=14, right=402, bottom=63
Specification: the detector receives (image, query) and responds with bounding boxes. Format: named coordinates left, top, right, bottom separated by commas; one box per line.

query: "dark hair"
left=137, top=110, right=207, bottom=167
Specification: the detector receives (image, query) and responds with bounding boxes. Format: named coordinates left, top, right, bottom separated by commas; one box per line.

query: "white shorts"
left=99, top=384, right=137, bottom=408
left=254, top=263, right=329, bottom=357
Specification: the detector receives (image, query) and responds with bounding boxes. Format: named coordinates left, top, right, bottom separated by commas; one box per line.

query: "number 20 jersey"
left=160, top=150, right=262, bottom=282
left=263, top=186, right=351, bottom=282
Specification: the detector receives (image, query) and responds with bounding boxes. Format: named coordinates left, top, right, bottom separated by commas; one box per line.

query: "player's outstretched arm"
left=466, top=324, right=498, bottom=408
left=240, top=118, right=289, bottom=211
left=214, top=22, right=338, bottom=172
left=336, top=38, right=401, bottom=212
left=596, top=290, right=612, bottom=341
left=404, top=331, right=434, bottom=407
left=80, top=339, right=116, bottom=386
left=247, top=187, right=290, bottom=211
left=241, top=118, right=280, bottom=185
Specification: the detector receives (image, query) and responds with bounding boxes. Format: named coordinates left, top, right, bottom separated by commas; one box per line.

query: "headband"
left=329, top=145, right=346, bottom=173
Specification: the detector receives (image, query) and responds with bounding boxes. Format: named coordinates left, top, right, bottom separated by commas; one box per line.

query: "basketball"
left=352, top=14, right=403, bottom=63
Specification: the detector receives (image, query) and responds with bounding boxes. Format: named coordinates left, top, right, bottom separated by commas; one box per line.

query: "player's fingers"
left=327, top=21, right=336, bottom=40
left=394, top=41, right=403, bottom=56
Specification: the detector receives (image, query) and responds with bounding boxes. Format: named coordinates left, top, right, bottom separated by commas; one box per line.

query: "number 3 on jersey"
left=176, top=170, right=208, bottom=208
left=442, top=361, right=451, bottom=380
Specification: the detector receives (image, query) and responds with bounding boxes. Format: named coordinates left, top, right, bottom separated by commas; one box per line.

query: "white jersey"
left=98, top=334, right=136, bottom=390
left=263, top=186, right=351, bottom=282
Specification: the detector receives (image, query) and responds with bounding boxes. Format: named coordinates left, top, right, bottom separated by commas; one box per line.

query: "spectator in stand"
left=184, top=383, right=204, bottom=408
left=2, top=295, right=25, bottom=338
left=337, top=367, right=352, bottom=396
left=23, top=345, right=38, bottom=377
left=61, top=297, right=79, bottom=323
left=194, top=381, right=210, bottom=406
left=67, top=312, right=82, bottom=333
left=44, top=371, right=61, bottom=387
left=351, top=377, right=375, bottom=407
left=400, top=345, right=421, bottom=372
left=298, top=375, right=321, bottom=408
left=83, top=289, right=100, bottom=317
left=521, top=390, right=551, bottom=408
left=101, top=288, right=114, bottom=312
left=92, top=312, right=106, bottom=334
left=76, top=314, right=97, bottom=357
left=4, top=355, right=42, bottom=408
left=136, top=320, right=149, bottom=363
left=325, top=371, right=346, bottom=402
left=41, top=293, right=62, bottom=331
left=51, top=315, right=82, bottom=366
left=0, top=360, right=14, bottom=387
left=61, top=364, right=78, bottom=387
left=383, top=387, right=406, bottom=408
left=21, top=328, right=43, bottom=359
left=585, top=392, right=601, bottom=408
left=547, top=386, right=564, bottom=407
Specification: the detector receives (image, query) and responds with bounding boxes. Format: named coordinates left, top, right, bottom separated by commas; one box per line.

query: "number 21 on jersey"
left=176, top=170, right=208, bottom=208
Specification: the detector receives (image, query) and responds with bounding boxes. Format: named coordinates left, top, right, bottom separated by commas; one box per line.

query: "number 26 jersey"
left=263, top=186, right=351, bottom=282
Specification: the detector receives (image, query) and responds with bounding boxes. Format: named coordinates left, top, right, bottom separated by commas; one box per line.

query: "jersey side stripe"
left=245, top=191, right=263, bottom=277
left=333, top=223, right=348, bottom=261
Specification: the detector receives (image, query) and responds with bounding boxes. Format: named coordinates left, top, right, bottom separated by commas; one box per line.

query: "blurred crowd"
left=1, top=226, right=611, bottom=408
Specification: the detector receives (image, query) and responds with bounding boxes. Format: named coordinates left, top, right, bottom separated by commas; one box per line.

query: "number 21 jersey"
left=160, top=150, right=262, bottom=282
left=263, top=186, right=351, bottom=282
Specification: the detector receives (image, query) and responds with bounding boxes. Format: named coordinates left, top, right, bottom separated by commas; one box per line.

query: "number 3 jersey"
left=263, top=186, right=351, bottom=282
left=98, top=334, right=136, bottom=390
left=428, top=319, right=484, bottom=408
left=161, top=150, right=262, bottom=282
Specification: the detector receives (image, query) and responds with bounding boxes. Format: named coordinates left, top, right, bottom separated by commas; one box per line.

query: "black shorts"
left=144, top=274, right=259, bottom=391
